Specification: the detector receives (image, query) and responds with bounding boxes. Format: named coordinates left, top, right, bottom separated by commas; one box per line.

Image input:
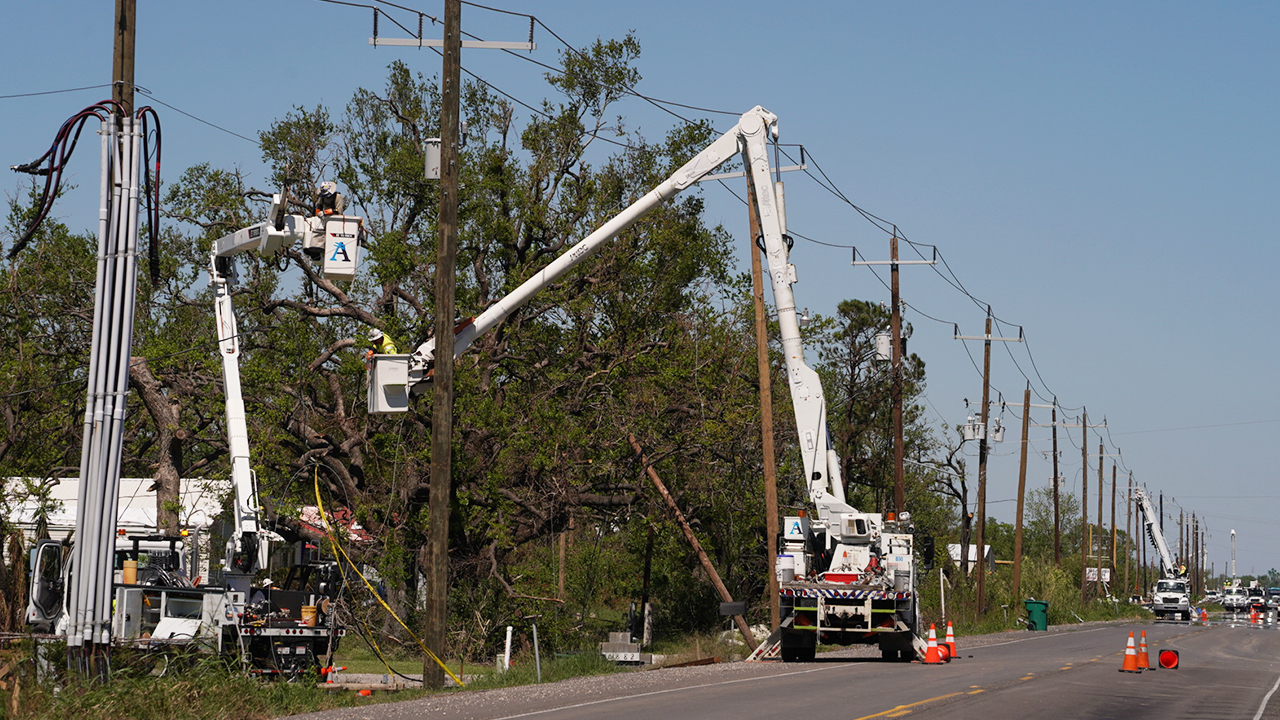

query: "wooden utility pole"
left=1012, top=383, right=1031, bottom=599
left=746, top=174, right=781, bottom=631
left=629, top=434, right=757, bottom=651
left=1110, top=463, right=1117, bottom=576
left=1095, top=442, right=1103, bottom=597
left=952, top=310, right=1020, bottom=614
left=975, top=312, right=993, bottom=612
left=853, top=238, right=935, bottom=515
left=424, top=0, right=461, bottom=690
left=890, top=236, right=905, bottom=515
left=1124, top=472, right=1133, bottom=595
left=1051, top=402, right=1061, bottom=565
left=1179, top=509, right=1185, bottom=569
left=112, top=0, right=136, bottom=115
left=1080, top=411, right=1089, bottom=601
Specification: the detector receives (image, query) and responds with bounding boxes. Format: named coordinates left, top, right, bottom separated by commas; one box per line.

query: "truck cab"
left=1151, top=578, right=1191, bottom=621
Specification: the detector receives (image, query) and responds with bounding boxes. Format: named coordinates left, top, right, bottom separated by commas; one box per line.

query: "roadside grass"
left=2, top=645, right=431, bottom=720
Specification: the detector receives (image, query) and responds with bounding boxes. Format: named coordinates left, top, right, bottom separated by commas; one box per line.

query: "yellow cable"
left=314, top=470, right=465, bottom=687
left=319, top=501, right=396, bottom=678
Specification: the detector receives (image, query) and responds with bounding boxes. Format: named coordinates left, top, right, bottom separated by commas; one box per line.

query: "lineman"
left=305, top=181, right=345, bottom=259
left=369, top=327, right=398, bottom=355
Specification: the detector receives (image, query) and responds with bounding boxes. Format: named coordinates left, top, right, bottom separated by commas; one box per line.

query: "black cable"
left=0, top=83, right=118, bottom=100
left=134, top=88, right=259, bottom=145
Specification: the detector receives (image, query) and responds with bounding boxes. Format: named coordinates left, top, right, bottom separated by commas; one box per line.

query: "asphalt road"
left=288, top=620, right=1280, bottom=720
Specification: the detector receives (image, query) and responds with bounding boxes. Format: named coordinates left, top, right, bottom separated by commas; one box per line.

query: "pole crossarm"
left=371, top=37, right=535, bottom=49
left=853, top=245, right=937, bottom=266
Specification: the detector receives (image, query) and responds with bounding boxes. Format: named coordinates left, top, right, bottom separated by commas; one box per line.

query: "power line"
left=0, top=83, right=119, bottom=101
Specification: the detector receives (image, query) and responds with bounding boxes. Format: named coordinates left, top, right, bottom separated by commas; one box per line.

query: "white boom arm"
left=392, top=106, right=851, bottom=517
left=1134, top=487, right=1177, bottom=578
left=210, top=192, right=362, bottom=582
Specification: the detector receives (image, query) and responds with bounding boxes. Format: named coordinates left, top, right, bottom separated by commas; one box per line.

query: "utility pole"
left=1051, top=402, right=1061, bottom=564
left=978, top=316, right=991, bottom=613
left=367, top=3, right=533, bottom=688
left=1092, top=445, right=1119, bottom=597
left=953, top=310, right=1020, bottom=613
left=1124, top=471, right=1132, bottom=596
left=1080, top=411, right=1088, bottom=601
left=1028, top=400, right=1065, bottom=564
left=1095, top=442, right=1102, bottom=597
left=112, top=0, right=136, bottom=115
left=746, top=170, right=781, bottom=631
left=852, top=239, right=934, bottom=515
left=1110, top=463, right=1117, bottom=578
left=1012, top=383, right=1031, bottom=599
left=425, top=0, right=462, bottom=690
left=890, top=236, right=904, bottom=514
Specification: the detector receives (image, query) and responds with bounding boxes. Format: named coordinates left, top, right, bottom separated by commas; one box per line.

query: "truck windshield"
left=1156, top=581, right=1185, bottom=593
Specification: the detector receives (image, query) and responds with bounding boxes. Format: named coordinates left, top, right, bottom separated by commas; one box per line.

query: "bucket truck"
left=27, top=193, right=354, bottom=673
left=1134, top=487, right=1190, bottom=620
left=366, top=106, right=923, bottom=661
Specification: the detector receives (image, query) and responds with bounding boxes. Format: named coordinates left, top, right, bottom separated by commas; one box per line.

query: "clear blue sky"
left=3, top=1, right=1277, bottom=579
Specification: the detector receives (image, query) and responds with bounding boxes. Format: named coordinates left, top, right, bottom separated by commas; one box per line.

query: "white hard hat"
left=369, top=328, right=384, bottom=342
left=319, top=181, right=337, bottom=195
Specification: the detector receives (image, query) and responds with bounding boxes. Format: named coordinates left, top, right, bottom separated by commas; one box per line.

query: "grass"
left=2, top=648, right=431, bottom=720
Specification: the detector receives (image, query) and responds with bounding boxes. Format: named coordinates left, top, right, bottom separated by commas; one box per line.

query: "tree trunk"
left=129, top=357, right=184, bottom=535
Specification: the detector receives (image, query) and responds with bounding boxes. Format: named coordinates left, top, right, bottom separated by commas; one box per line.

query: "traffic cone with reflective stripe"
left=1136, top=631, right=1151, bottom=671
left=944, top=621, right=959, bottom=658
left=924, top=624, right=946, bottom=664
left=1119, top=632, right=1142, bottom=673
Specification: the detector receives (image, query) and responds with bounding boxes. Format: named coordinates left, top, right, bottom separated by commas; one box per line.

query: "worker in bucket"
left=304, top=181, right=345, bottom=259
left=369, top=327, right=398, bottom=355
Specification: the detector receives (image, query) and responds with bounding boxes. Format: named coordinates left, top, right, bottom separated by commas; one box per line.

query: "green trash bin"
left=1024, top=600, right=1049, bottom=631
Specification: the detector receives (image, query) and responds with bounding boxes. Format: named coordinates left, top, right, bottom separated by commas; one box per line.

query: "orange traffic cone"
left=1200, top=608, right=1208, bottom=624
left=1251, top=608, right=1260, bottom=627
left=923, top=624, right=947, bottom=664
left=1119, top=631, right=1142, bottom=673
left=1136, top=631, right=1151, bottom=671
left=944, top=621, right=959, bottom=659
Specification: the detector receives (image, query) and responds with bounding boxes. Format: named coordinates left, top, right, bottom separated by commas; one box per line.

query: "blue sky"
left=3, top=1, right=1277, bottom=578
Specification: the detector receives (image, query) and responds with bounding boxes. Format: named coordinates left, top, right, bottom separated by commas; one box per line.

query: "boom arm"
left=209, top=192, right=361, bottom=582
left=390, top=106, right=851, bottom=518
left=1134, top=487, right=1177, bottom=578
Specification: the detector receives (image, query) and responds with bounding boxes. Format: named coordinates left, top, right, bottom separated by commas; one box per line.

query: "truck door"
left=26, top=539, right=65, bottom=630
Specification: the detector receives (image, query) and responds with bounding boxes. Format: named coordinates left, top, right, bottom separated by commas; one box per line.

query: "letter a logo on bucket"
left=789, top=520, right=802, bottom=536
left=329, top=241, right=350, bottom=263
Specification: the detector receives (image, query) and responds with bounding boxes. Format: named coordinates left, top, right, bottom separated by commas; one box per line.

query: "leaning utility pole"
left=852, top=238, right=934, bottom=515
left=1012, top=383, right=1031, bottom=599
left=745, top=170, right=780, bottom=630
left=953, top=310, right=1020, bottom=613
left=425, top=0, right=462, bottom=690
left=112, top=0, right=136, bottom=115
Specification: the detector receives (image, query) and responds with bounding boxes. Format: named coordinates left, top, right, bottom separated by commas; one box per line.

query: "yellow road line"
left=850, top=692, right=967, bottom=720
left=967, top=689, right=985, bottom=695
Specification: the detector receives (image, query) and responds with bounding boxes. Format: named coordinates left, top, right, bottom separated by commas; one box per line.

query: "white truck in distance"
left=1134, top=487, right=1190, bottom=620
left=367, top=106, right=925, bottom=661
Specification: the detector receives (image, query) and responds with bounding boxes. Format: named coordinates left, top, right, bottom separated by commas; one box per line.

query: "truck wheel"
left=1182, top=611, right=1191, bottom=621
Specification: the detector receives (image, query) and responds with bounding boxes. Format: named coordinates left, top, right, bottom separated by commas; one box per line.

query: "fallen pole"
left=628, top=433, right=758, bottom=652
